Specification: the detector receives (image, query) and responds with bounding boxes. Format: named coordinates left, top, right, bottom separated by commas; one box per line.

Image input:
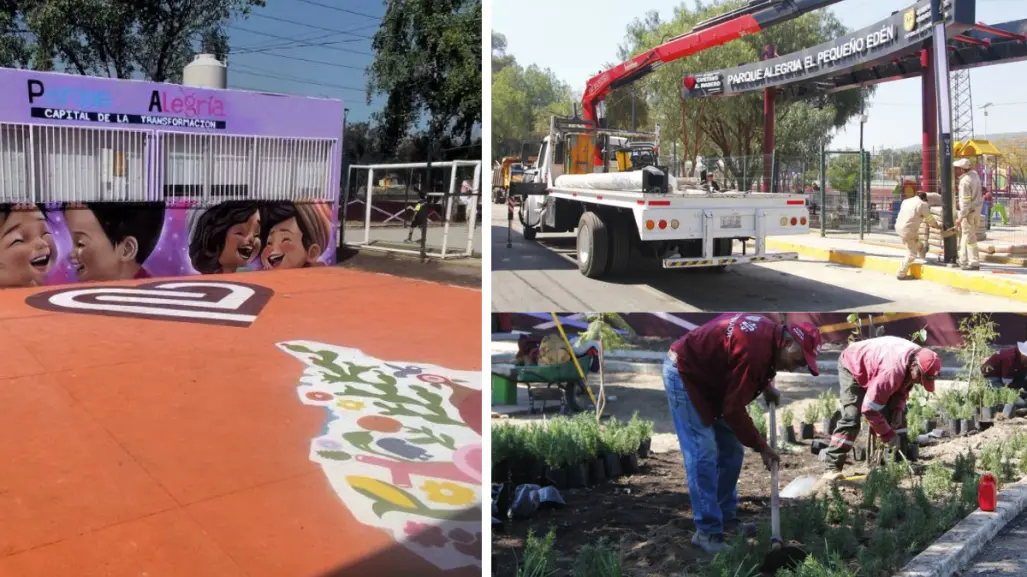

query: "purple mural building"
left=0, top=66, right=343, bottom=288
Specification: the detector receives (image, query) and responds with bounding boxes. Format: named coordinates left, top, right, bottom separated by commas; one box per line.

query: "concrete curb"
left=893, top=479, right=1027, bottom=577
left=861, top=238, right=1027, bottom=267
left=765, top=238, right=1027, bottom=303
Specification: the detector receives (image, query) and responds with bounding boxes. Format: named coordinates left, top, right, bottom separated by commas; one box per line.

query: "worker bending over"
left=823, top=336, right=942, bottom=479
left=955, top=157, right=983, bottom=271
left=663, top=314, right=822, bottom=553
left=895, top=192, right=942, bottom=280
left=982, top=343, right=1027, bottom=403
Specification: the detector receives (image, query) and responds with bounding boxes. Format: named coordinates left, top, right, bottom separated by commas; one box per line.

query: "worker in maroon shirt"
left=982, top=342, right=1027, bottom=392
left=663, top=314, right=822, bottom=554
left=823, top=336, right=942, bottom=479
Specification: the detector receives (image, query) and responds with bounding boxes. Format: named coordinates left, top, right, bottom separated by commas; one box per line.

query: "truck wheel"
left=711, top=238, right=733, bottom=273
left=493, top=187, right=505, bottom=204
left=523, top=225, right=537, bottom=241
left=607, top=216, right=632, bottom=276
left=577, top=212, right=610, bottom=278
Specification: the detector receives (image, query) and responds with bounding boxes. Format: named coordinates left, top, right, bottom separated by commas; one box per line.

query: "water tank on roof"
left=183, top=54, right=227, bottom=89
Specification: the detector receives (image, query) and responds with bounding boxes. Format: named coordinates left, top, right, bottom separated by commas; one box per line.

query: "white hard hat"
left=954, top=158, right=971, bottom=169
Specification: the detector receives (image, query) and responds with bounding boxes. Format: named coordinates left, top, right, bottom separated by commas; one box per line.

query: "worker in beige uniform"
left=895, top=192, right=942, bottom=280
left=955, top=157, right=983, bottom=270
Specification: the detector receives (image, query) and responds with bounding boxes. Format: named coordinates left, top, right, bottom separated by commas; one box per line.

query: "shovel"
left=760, top=402, right=808, bottom=574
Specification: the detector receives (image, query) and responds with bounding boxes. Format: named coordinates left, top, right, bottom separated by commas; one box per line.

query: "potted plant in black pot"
left=600, top=419, right=623, bottom=480
left=979, top=387, right=999, bottom=430
left=491, top=422, right=517, bottom=484
left=1001, top=387, right=1019, bottom=419
left=922, top=402, right=938, bottom=434
left=800, top=403, right=819, bottom=440
left=618, top=425, right=641, bottom=476
left=781, top=408, right=796, bottom=444
left=572, top=413, right=605, bottom=486
left=629, top=413, right=654, bottom=458
left=959, top=403, right=976, bottom=435
left=542, top=421, right=574, bottom=490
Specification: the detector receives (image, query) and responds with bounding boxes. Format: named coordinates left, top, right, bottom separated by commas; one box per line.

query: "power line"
left=229, top=24, right=372, bottom=56
left=250, top=12, right=375, bottom=40
left=293, top=0, right=382, bottom=20
left=233, top=25, right=378, bottom=54
left=235, top=50, right=366, bottom=71
left=231, top=67, right=365, bottom=94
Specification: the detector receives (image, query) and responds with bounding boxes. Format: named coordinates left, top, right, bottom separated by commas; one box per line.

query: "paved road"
left=490, top=203, right=1027, bottom=312
left=343, top=218, right=483, bottom=256
left=962, top=510, right=1027, bottom=576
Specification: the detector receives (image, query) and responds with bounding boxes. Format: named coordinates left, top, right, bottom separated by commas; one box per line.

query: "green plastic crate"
left=492, top=372, right=518, bottom=405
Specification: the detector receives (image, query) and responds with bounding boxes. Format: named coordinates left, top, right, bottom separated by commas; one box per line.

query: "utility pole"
left=932, top=0, right=957, bottom=264
left=339, top=107, right=350, bottom=252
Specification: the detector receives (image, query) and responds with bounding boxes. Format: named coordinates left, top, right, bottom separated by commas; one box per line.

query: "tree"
left=491, top=57, right=573, bottom=161
left=366, top=0, right=482, bottom=156
left=12, top=0, right=263, bottom=81
left=623, top=0, right=870, bottom=186
left=492, top=31, right=515, bottom=75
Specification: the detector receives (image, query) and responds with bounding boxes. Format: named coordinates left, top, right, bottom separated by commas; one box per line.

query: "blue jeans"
left=663, top=356, right=745, bottom=535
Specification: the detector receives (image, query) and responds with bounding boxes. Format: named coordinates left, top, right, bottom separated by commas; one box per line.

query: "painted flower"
left=403, top=521, right=448, bottom=548
left=421, top=480, right=475, bottom=507
left=318, top=438, right=343, bottom=450
left=336, top=399, right=365, bottom=411
left=417, top=373, right=450, bottom=385
left=305, top=391, right=333, bottom=402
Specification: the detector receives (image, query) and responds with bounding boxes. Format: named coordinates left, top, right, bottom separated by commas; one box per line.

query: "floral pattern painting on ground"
left=278, top=340, right=482, bottom=570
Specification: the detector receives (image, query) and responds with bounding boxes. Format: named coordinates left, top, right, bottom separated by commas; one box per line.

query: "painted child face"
left=261, top=216, right=317, bottom=270
left=0, top=209, right=56, bottom=287
left=65, top=209, right=132, bottom=282
left=219, top=210, right=261, bottom=271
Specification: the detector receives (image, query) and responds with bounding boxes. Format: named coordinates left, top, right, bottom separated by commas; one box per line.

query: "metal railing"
left=0, top=120, right=338, bottom=204
left=343, top=160, right=482, bottom=260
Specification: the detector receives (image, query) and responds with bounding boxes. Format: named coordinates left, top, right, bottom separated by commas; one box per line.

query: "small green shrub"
left=818, top=391, right=838, bottom=420
left=803, top=402, right=821, bottom=424
left=518, top=528, right=558, bottom=577
left=782, top=408, right=794, bottom=427
left=572, top=538, right=622, bottom=577
left=748, top=402, right=767, bottom=438
left=923, top=461, right=952, bottom=499
left=922, top=402, right=937, bottom=420
left=825, top=485, right=848, bottom=525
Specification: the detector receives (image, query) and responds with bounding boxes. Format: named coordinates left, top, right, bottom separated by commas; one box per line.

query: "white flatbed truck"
left=511, top=116, right=812, bottom=279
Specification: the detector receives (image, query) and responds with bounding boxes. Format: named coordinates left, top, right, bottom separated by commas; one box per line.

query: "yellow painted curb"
left=861, top=239, right=1027, bottom=267
left=766, top=238, right=1027, bottom=303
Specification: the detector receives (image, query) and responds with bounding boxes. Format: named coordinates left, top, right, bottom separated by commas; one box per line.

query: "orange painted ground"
left=0, top=267, right=482, bottom=577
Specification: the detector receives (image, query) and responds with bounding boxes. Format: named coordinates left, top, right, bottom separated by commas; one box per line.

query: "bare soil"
left=491, top=412, right=1027, bottom=577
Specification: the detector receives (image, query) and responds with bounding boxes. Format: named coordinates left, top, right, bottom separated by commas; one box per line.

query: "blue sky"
left=224, top=0, right=385, bottom=123
left=493, top=0, right=1027, bottom=149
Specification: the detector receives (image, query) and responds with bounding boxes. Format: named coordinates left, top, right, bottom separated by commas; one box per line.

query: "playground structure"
left=343, top=160, right=482, bottom=259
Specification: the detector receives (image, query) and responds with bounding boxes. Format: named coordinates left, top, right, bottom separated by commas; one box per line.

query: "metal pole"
left=466, top=162, right=481, bottom=256
left=859, top=122, right=865, bottom=241
left=339, top=108, right=349, bottom=250
left=421, top=142, right=432, bottom=262
left=631, top=91, right=636, bottom=132
left=820, top=140, right=827, bottom=237
left=932, top=0, right=957, bottom=264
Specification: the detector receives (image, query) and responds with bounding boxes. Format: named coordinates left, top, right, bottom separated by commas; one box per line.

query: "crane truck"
left=512, top=0, right=844, bottom=279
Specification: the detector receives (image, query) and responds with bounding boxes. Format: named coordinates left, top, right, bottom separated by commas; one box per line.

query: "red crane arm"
left=581, top=0, right=845, bottom=123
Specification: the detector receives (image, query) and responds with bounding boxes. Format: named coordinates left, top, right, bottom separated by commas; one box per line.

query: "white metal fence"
left=0, top=121, right=338, bottom=204
left=344, top=160, right=482, bottom=259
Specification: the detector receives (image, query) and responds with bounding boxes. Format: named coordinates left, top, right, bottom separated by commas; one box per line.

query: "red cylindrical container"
left=979, top=473, right=997, bottom=512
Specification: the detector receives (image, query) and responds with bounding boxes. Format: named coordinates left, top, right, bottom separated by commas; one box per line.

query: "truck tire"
left=711, top=238, right=733, bottom=273
left=607, top=216, right=632, bottom=276
left=523, top=225, right=537, bottom=241
left=577, top=212, right=610, bottom=278
left=564, top=380, right=589, bottom=412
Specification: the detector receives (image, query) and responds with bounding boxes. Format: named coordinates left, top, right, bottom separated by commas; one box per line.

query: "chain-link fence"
left=342, top=161, right=482, bottom=259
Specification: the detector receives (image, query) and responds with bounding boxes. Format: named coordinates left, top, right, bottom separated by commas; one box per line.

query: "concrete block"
left=893, top=478, right=1027, bottom=577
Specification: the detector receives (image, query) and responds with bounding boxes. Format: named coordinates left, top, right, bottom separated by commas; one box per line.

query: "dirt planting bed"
left=492, top=417, right=1027, bottom=577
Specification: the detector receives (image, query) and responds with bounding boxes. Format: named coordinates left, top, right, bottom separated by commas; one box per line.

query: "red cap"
left=787, top=322, right=822, bottom=376
left=916, top=348, right=942, bottom=392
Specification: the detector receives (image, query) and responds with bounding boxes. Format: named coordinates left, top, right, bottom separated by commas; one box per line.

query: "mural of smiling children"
left=63, top=202, right=166, bottom=282
left=0, top=204, right=57, bottom=288
left=259, top=201, right=332, bottom=270
left=187, top=200, right=263, bottom=274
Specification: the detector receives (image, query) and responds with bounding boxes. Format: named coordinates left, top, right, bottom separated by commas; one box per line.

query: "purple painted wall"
left=0, top=67, right=342, bottom=137
left=0, top=68, right=344, bottom=288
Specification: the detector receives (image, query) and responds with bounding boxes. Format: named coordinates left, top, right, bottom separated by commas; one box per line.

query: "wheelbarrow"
left=511, top=354, right=596, bottom=414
